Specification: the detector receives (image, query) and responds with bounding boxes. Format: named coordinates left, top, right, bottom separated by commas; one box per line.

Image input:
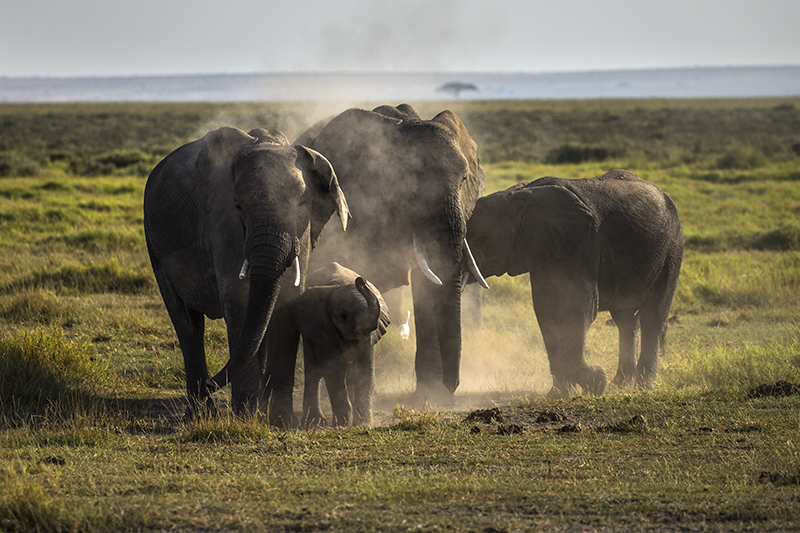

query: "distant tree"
left=437, top=82, right=479, bottom=98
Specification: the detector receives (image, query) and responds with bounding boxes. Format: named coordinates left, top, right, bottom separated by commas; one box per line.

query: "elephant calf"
left=274, top=262, right=390, bottom=427
left=466, top=169, right=684, bottom=397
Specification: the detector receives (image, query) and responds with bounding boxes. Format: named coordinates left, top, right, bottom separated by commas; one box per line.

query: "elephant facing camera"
left=144, top=126, right=350, bottom=419
left=270, top=262, right=390, bottom=428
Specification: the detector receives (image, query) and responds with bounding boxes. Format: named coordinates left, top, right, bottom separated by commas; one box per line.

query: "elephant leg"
left=263, top=305, right=300, bottom=428
left=347, top=343, right=375, bottom=427
left=410, top=269, right=450, bottom=404
left=301, top=340, right=327, bottom=427
left=532, top=274, right=606, bottom=397
left=636, top=302, right=668, bottom=389
left=324, top=363, right=351, bottom=427
left=154, top=277, right=215, bottom=418
left=610, top=309, right=639, bottom=386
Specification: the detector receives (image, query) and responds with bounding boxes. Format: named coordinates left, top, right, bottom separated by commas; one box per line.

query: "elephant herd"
left=143, top=104, right=684, bottom=428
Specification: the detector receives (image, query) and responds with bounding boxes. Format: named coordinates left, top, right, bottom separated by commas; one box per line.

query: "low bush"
left=0, top=328, right=101, bottom=418
left=545, top=144, right=619, bottom=164
left=0, top=152, right=39, bottom=178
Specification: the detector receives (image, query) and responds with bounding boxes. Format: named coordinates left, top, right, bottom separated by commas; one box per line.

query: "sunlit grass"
left=0, top=99, right=799, bottom=531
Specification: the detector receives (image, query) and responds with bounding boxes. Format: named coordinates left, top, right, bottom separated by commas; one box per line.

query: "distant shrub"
left=716, top=143, right=768, bottom=170
left=545, top=144, right=617, bottom=164
left=68, top=150, right=154, bottom=176
left=0, top=152, right=39, bottom=177
left=751, top=225, right=800, bottom=251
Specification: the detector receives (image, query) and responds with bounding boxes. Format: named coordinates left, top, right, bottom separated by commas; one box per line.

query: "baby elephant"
left=279, top=262, right=389, bottom=427
left=466, top=169, right=684, bottom=397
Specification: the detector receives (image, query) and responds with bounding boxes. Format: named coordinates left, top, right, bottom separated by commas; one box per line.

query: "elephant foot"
left=302, top=408, right=327, bottom=428
left=546, top=380, right=581, bottom=400
left=206, top=377, right=222, bottom=394
left=634, top=371, right=657, bottom=390
left=413, top=381, right=455, bottom=408
left=585, top=365, right=608, bottom=396
left=183, top=395, right=218, bottom=422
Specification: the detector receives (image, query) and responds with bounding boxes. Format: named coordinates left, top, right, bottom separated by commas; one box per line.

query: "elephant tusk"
left=292, top=255, right=301, bottom=287
left=413, top=234, right=443, bottom=286
left=239, top=259, right=249, bottom=280
left=464, top=238, right=489, bottom=289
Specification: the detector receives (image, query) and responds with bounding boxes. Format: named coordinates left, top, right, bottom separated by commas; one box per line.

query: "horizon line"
left=3, top=64, right=799, bottom=81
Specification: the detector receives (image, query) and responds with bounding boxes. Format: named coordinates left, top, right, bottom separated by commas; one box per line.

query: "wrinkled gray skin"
left=294, top=104, right=486, bottom=403
left=466, top=170, right=684, bottom=397
left=275, top=262, right=389, bottom=427
left=143, top=127, right=349, bottom=417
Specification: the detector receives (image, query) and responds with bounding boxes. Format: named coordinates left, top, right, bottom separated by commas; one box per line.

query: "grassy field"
left=1, top=99, right=799, bottom=532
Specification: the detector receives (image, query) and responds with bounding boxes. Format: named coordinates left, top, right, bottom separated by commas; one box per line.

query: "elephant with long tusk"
left=293, top=103, right=488, bottom=403
left=144, top=127, right=349, bottom=418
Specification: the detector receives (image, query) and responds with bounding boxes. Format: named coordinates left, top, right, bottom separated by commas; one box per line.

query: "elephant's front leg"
left=531, top=274, right=607, bottom=397
left=263, top=306, right=300, bottom=428
left=301, top=340, right=327, bottom=427
left=347, top=343, right=375, bottom=427
left=324, top=362, right=351, bottom=427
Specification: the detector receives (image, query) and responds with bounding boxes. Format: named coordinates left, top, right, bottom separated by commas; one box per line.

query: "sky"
left=2, top=0, right=799, bottom=78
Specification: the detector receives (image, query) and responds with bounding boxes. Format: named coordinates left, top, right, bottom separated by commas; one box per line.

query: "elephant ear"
left=289, top=287, right=342, bottom=349
left=507, top=185, right=595, bottom=275
left=431, top=110, right=486, bottom=218
left=294, top=145, right=351, bottom=245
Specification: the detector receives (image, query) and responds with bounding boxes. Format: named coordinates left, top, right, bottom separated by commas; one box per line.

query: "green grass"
left=0, top=98, right=799, bottom=531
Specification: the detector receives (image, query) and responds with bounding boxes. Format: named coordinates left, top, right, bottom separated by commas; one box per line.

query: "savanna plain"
left=1, top=98, right=799, bottom=532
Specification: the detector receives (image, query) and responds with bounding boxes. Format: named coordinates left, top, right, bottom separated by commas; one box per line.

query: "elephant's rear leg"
left=149, top=250, right=214, bottom=418
left=610, top=309, right=638, bottom=386
left=636, top=303, right=669, bottom=388
left=167, top=300, right=214, bottom=418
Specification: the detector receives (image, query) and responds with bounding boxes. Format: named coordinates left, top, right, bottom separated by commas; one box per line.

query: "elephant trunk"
left=225, top=226, right=295, bottom=411
left=413, top=198, right=466, bottom=394
left=355, top=277, right=381, bottom=334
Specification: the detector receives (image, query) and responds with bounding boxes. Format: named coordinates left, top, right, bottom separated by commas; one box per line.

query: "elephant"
left=143, top=126, right=350, bottom=416
left=273, top=262, right=389, bottom=427
left=291, top=103, right=488, bottom=406
left=465, top=169, right=684, bottom=397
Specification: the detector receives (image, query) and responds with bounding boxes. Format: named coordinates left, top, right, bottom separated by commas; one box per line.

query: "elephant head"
left=145, top=126, right=349, bottom=414
left=297, top=104, right=487, bottom=399
left=466, top=182, right=594, bottom=279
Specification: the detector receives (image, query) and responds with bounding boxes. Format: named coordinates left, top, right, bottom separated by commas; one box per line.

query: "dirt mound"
left=746, top=381, right=800, bottom=399
left=464, top=407, right=506, bottom=424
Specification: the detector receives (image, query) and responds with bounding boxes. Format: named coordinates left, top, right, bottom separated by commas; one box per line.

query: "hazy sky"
left=3, top=0, right=799, bottom=77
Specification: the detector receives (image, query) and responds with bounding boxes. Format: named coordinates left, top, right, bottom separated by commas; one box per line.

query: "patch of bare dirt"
left=746, top=380, right=800, bottom=399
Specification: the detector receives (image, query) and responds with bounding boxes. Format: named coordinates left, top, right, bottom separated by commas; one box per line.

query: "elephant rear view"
left=466, top=169, right=684, bottom=396
left=143, top=127, right=349, bottom=416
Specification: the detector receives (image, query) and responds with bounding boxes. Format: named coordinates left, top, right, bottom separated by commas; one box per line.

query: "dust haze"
left=191, top=0, right=546, bottom=414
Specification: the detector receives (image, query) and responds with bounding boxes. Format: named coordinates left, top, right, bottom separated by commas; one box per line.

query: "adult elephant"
left=144, top=127, right=350, bottom=416
left=275, top=262, right=389, bottom=427
left=293, top=104, right=488, bottom=403
left=465, top=169, right=684, bottom=396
